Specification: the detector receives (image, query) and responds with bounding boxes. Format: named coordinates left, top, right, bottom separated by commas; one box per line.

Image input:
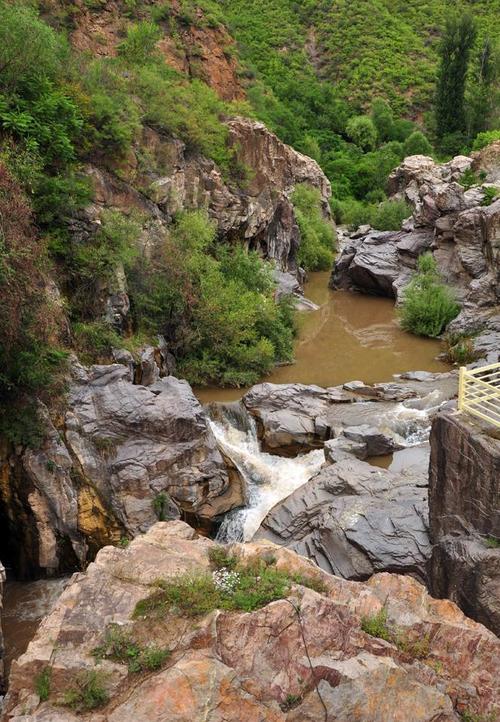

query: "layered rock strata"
left=429, top=411, right=500, bottom=636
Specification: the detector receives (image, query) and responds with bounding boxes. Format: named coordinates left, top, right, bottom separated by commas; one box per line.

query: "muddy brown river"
left=196, top=272, right=449, bottom=403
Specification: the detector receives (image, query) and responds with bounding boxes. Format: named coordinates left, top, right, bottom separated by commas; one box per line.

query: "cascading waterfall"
left=208, top=406, right=324, bottom=543
left=208, top=391, right=442, bottom=544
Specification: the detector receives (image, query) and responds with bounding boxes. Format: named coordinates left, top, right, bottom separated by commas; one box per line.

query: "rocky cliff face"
left=333, top=147, right=500, bottom=363
left=4, top=521, right=499, bottom=721
left=76, top=116, right=332, bottom=328
left=429, top=411, right=500, bottom=636
left=0, top=362, right=244, bottom=578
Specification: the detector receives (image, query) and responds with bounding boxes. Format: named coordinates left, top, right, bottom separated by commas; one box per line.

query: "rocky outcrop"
left=429, top=411, right=500, bottom=635
left=332, top=150, right=500, bottom=362
left=257, top=459, right=430, bottom=582
left=0, top=561, right=5, bottom=692
left=0, top=364, right=244, bottom=577
left=4, top=522, right=499, bottom=721
left=75, top=117, right=332, bottom=325
left=85, top=117, right=331, bottom=273
left=242, top=374, right=457, bottom=456
left=68, top=0, right=243, bottom=102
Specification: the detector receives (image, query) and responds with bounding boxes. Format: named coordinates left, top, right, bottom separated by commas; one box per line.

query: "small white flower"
left=212, top=569, right=240, bottom=594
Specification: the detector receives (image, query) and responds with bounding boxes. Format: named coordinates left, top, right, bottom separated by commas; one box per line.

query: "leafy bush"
left=403, top=131, right=433, bottom=156
left=472, top=130, right=500, bottom=150
left=0, top=164, right=68, bottom=446
left=346, top=115, right=377, bottom=151
left=399, top=254, right=460, bottom=337
left=128, top=211, right=295, bottom=386
left=292, top=183, right=335, bottom=270
left=118, top=21, right=161, bottom=65
left=371, top=199, right=411, bottom=230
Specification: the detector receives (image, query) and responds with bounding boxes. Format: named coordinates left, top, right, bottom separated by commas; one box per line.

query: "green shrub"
left=444, top=331, right=479, bottom=365
left=481, top=186, right=500, bottom=206
left=128, top=211, right=295, bottom=387
left=361, top=607, right=392, bottom=641
left=292, top=183, right=335, bottom=270
left=403, top=131, right=433, bottom=156
left=346, top=115, right=377, bottom=151
left=484, top=536, right=500, bottom=549
left=458, top=168, right=481, bottom=190
left=371, top=200, right=411, bottom=230
left=118, top=21, right=161, bottom=65
left=61, top=669, right=109, bottom=712
left=399, top=254, right=460, bottom=337
left=92, top=624, right=170, bottom=673
left=472, top=130, right=500, bottom=150
left=35, top=667, right=51, bottom=702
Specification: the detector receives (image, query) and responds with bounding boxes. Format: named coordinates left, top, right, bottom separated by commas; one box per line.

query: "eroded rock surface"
left=0, top=365, right=243, bottom=576
left=257, top=459, right=430, bottom=582
left=332, top=149, right=500, bottom=362
left=4, top=522, right=500, bottom=721
left=429, top=411, right=500, bottom=635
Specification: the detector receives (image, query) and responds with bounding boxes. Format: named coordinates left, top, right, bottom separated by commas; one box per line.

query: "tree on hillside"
left=435, top=13, right=476, bottom=149
left=467, top=37, right=498, bottom=139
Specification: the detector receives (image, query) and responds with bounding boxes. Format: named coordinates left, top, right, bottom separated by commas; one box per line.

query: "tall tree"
left=435, top=13, right=476, bottom=142
left=467, top=37, right=498, bottom=138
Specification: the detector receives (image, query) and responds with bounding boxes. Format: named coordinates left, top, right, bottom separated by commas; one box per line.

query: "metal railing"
left=458, top=362, right=500, bottom=428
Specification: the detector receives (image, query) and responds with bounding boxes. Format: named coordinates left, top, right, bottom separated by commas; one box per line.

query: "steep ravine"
left=0, top=144, right=499, bottom=717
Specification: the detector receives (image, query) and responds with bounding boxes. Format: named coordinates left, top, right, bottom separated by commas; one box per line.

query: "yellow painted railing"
left=458, top=362, right=500, bottom=428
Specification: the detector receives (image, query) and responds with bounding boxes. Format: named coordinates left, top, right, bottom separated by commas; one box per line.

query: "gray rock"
left=324, top=436, right=367, bottom=463
left=343, top=424, right=403, bottom=456
left=429, top=412, right=500, bottom=635
left=333, top=151, right=500, bottom=323
left=430, top=535, right=500, bottom=637
left=257, top=459, right=430, bottom=582
left=66, top=364, right=246, bottom=533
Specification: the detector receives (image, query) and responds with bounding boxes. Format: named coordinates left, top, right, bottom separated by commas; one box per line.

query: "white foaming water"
left=210, top=392, right=441, bottom=543
left=210, top=417, right=323, bottom=543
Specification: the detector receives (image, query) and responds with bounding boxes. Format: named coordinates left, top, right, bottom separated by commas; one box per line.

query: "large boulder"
left=256, top=459, right=430, bottom=582
left=4, top=522, right=499, bottom=721
left=429, top=412, right=500, bottom=635
left=0, top=364, right=243, bottom=577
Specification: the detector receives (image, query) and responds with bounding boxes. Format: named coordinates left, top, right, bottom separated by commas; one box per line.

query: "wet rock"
left=343, top=424, right=403, bottom=456
left=324, top=436, right=367, bottom=463
left=5, top=522, right=499, bottom=721
left=243, top=376, right=456, bottom=456
left=257, top=459, right=430, bottom=582
left=429, top=412, right=500, bottom=635
left=242, top=383, right=352, bottom=456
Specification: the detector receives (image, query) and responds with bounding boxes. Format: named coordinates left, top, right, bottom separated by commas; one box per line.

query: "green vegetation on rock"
left=399, top=254, right=460, bottom=338
left=134, top=550, right=325, bottom=618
